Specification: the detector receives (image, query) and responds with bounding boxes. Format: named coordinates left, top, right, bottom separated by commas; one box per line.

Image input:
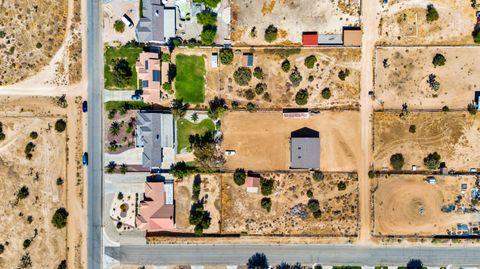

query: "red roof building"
left=302, top=32, right=318, bottom=46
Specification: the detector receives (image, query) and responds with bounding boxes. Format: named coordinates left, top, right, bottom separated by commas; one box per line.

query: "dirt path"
left=358, top=0, right=381, bottom=244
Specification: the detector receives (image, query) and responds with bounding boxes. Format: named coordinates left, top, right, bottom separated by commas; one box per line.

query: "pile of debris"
left=290, top=203, right=308, bottom=220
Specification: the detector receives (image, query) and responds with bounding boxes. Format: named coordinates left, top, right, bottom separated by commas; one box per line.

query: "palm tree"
left=106, top=161, right=117, bottom=173
left=110, top=122, right=121, bottom=136
left=191, top=112, right=199, bottom=123
left=120, top=163, right=127, bottom=174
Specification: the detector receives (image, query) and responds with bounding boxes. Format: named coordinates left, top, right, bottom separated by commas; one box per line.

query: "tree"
left=253, top=67, right=264, bottom=80
left=308, top=199, right=320, bottom=212
left=56, top=177, right=64, bottom=186
left=120, top=163, right=128, bottom=174
left=432, top=53, right=446, bottom=67
left=321, top=88, right=331, bottom=99
left=261, top=197, right=272, bottom=212
left=171, top=99, right=189, bottom=119
left=289, top=68, right=303, bottom=87
left=23, top=239, right=31, bottom=249
left=474, top=30, right=480, bottom=44
left=390, top=153, right=405, bottom=170
left=407, top=259, right=424, bottom=269
left=442, top=106, right=449, bottom=112
left=52, top=208, right=69, bottom=228
left=196, top=11, right=217, bottom=26
left=219, top=48, right=234, bottom=65
left=467, top=102, right=477, bottom=115
left=409, top=125, right=416, bottom=133
left=191, top=113, right=199, bottom=122
left=57, top=260, right=67, bottom=269
left=247, top=253, right=269, bottom=269
left=233, top=168, right=246, bottom=185
left=193, top=0, right=221, bottom=8
left=338, top=69, right=350, bottom=81
left=262, top=92, right=272, bottom=102
left=304, top=55, right=317, bottom=69
left=246, top=102, right=257, bottom=112
left=109, top=121, right=121, bottom=136
left=244, top=89, right=256, bottom=100
left=424, top=152, right=441, bottom=169
left=255, top=83, right=267, bottom=95
left=189, top=131, right=225, bottom=169
left=306, top=189, right=313, bottom=198
left=111, top=59, right=133, bottom=87
left=337, top=181, right=347, bottom=191
left=17, top=186, right=29, bottom=200
left=55, top=119, right=67, bottom=132
left=234, top=67, right=252, bottom=86
left=295, top=89, right=309, bottom=105
left=114, top=20, right=125, bottom=33
left=30, top=132, right=38, bottom=139
left=264, top=25, right=278, bottom=43
left=312, top=170, right=323, bottom=181
left=170, top=161, right=191, bottom=178
left=281, top=59, right=290, bottom=72
left=207, top=97, right=227, bottom=120
left=426, top=4, right=439, bottom=22
left=260, top=178, right=274, bottom=196
left=200, top=27, right=217, bottom=45
left=161, top=53, right=171, bottom=62
left=106, top=161, right=117, bottom=173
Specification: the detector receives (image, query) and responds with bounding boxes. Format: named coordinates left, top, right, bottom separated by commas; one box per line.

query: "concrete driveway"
left=104, top=89, right=135, bottom=102
left=104, top=147, right=143, bottom=166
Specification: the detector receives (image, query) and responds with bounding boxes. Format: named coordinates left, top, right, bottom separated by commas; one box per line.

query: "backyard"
left=174, top=54, right=206, bottom=104
left=104, top=44, right=143, bottom=90
left=176, top=118, right=215, bottom=153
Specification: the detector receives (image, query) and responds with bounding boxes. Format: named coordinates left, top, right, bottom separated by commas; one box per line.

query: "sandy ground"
left=0, top=96, right=85, bottom=268
left=375, top=47, right=480, bottom=109
left=373, top=112, right=480, bottom=171
left=174, top=174, right=222, bottom=234
left=221, top=111, right=361, bottom=172
left=231, top=0, right=360, bottom=45
left=372, top=174, right=479, bottom=236
left=103, top=0, right=138, bottom=45
left=171, top=47, right=361, bottom=110
left=378, top=0, right=477, bottom=45
left=222, top=172, right=358, bottom=236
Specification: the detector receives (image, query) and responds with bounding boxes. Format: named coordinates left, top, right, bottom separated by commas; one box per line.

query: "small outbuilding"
left=343, top=27, right=362, bottom=47
left=242, top=53, right=254, bottom=67
left=211, top=53, right=218, bottom=68
left=290, top=127, right=320, bottom=169
left=246, top=176, right=260, bottom=193
left=302, top=32, right=318, bottom=46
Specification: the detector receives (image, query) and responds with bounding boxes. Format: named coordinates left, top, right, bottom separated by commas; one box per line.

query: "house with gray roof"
left=290, top=127, right=320, bottom=169
left=135, top=111, right=176, bottom=169
left=136, top=0, right=176, bottom=44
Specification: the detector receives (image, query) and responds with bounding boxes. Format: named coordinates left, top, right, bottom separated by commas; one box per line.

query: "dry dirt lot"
left=103, top=0, right=138, bottom=45
left=375, top=47, right=480, bottom=109
left=378, top=0, right=477, bottom=45
left=231, top=0, right=360, bottom=45
left=0, top=116, right=67, bottom=268
left=222, top=111, right=361, bottom=171
left=372, top=174, right=478, bottom=236
left=373, top=112, right=480, bottom=171
left=222, top=172, right=358, bottom=236
left=175, top=174, right=221, bottom=234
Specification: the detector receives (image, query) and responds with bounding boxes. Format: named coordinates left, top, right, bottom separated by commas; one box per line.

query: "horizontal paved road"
left=105, top=244, right=480, bottom=266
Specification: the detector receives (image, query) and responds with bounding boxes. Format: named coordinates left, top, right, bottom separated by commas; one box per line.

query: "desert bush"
left=442, top=106, right=449, bottom=112
left=234, top=67, right=252, bottom=86
left=57, top=260, right=67, bottom=269
left=337, top=181, right=347, bottom=191
left=55, top=119, right=67, bottom=132
left=390, top=153, right=405, bottom=170
left=246, top=102, right=257, bottom=112
left=255, top=83, right=267, bottom=95
left=231, top=101, right=239, bottom=110
left=289, top=68, right=303, bottom=87
left=306, top=189, right=313, bottom=198
left=262, top=92, right=272, bottom=102
left=468, top=102, right=477, bottom=115
left=219, top=48, right=234, bottom=65
left=304, top=55, right=317, bottom=69
left=264, top=25, right=278, bottom=43
left=312, top=170, right=323, bottom=181
left=281, top=59, right=290, bottom=72
left=427, top=73, right=440, bottom=91
left=432, top=53, right=446, bottom=67
left=409, top=125, right=416, bottom=133
left=321, top=88, right=331, bottom=99
left=114, top=20, right=125, bottom=33
left=23, top=239, right=31, bottom=249
left=30, top=132, right=38, bottom=139
left=424, top=152, right=441, bottom=169
left=295, top=89, right=309, bottom=105
left=52, top=208, right=69, bottom=228
left=308, top=199, right=320, bottom=212
left=426, top=4, right=439, bottom=22
left=308, top=75, right=314, bottom=82
left=233, top=168, right=246, bottom=185
left=261, top=197, right=272, bottom=212
left=244, top=89, right=256, bottom=100
left=17, top=186, right=29, bottom=200
left=253, top=67, right=264, bottom=80
left=56, top=178, right=64, bottom=186
left=260, top=178, right=274, bottom=196
left=338, top=69, right=350, bottom=81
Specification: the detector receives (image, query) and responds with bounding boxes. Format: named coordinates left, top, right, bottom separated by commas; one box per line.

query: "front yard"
left=104, top=44, right=143, bottom=90
left=175, top=54, right=206, bottom=104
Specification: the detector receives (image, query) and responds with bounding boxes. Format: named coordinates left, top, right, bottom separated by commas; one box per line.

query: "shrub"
left=289, top=68, right=303, bottom=87
left=261, top=197, right=272, bottom=212
left=427, top=73, right=440, bottom=91
left=196, top=11, right=217, bottom=26
left=117, top=192, right=124, bottom=200
left=262, top=92, right=272, bottom=102
left=200, top=27, right=217, bottom=45
left=56, top=178, right=64, bottom=186
left=468, top=102, right=477, bottom=115
left=426, top=4, right=439, bottom=22
left=244, top=89, right=256, bottom=100
left=193, top=0, right=221, bottom=8
left=163, top=82, right=172, bottom=91
left=281, top=59, right=290, bottom=72
left=368, top=170, right=375, bottom=179
left=36, top=42, right=42, bottom=49
left=57, top=260, right=67, bottom=269
left=442, top=106, right=449, bottom=112
left=0, top=133, right=5, bottom=141
left=219, top=48, right=234, bottom=65
left=260, top=178, right=274, bottom=196
left=312, top=170, right=323, bottom=181
left=30, top=131, right=38, bottom=139
left=295, top=89, right=309, bottom=105
left=52, top=208, right=69, bottom=228
left=304, top=55, right=317, bottom=69
left=233, top=168, right=246, bottom=185
left=337, top=181, right=347, bottom=191
left=338, top=69, right=350, bottom=81
left=17, top=186, right=29, bottom=200
left=23, top=239, right=31, bottom=249
left=234, top=67, right=252, bottom=86
left=55, top=119, right=67, bottom=132
left=207, top=97, right=227, bottom=119
left=264, top=25, right=278, bottom=43
left=474, top=31, right=480, bottom=44
left=390, top=153, right=405, bottom=170
left=255, top=83, right=267, bottom=95
left=161, top=53, right=171, bottom=62
left=114, top=20, right=125, bottom=33
left=0, top=31, right=5, bottom=38
left=171, top=99, right=189, bottom=119
left=25, top=142, right=35, bottom=155
left=424, top=152, right=441, bottom=169
left=0, top=244, right=4, bottom=254
left=308, top=75, right=314, bottom=82
left=321, top=88, right=331, bottom=99
left=432, top=53, right=446, bottom=67
left=231, top=101, right=239, bottom=110
left=246, top=102, right=257, bottom=112
left=409, top=125, right=416, bottom=133
left=308, top=199, right=320, bottom=212
left=306, top=189, right=313, bottom=198
left=253, top=67, right=264, bottom=79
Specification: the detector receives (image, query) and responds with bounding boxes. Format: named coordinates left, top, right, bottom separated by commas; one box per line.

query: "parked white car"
left=122, top=14, right=134, bottom=28
left=225, top=150, right=236, bottom=156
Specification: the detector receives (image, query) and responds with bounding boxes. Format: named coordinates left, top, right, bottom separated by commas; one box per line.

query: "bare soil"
left=222, top=172, right=358, bottom=236
left=221, top=111, right=361, bottom=171
left=372, top=174, right=478, bottom=236
left=373, top=112, right=480, bottom=171
left=375, top=47, right=480, bottom=109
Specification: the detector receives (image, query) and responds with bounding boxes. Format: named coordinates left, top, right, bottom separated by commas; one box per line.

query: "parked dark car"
left=82, top=101, right=88, bottom=112
left=131, top=94, right=142, bottom=101
left=82, top=152, right=88, bottom=166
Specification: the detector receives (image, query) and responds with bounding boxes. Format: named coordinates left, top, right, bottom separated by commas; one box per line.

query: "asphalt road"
left=86, top=0, right=103, bottom=266
left=105, top=244, right=480, bottom=266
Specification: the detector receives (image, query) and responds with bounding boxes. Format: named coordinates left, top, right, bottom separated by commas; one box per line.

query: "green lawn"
left=176, top=118, right=215, bottom=153
left=104, top=45, right=143, bottom=90
left=175, top=54, right=205, bottom=104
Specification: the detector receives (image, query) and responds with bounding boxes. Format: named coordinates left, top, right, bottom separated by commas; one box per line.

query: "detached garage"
left=302, top=32, right=318, bottom=46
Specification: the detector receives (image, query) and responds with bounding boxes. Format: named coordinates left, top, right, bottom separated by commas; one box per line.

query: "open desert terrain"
left=222, top=172, right=358, bottom=236
left=375, top=47, right=480, bottom=109
left=231, top=0, right=360, bottom=45
left=221, top=111, right=361, bottom=171
left=372, top=174, right=479, bottom=236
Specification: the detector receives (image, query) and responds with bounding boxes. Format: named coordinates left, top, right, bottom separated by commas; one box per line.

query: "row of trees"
left=390, top=152, right=442, bottom=170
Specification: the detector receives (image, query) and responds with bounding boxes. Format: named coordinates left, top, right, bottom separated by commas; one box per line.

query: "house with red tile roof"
left=136, top=52, right=162, bottom=104
left=136, top=181, right=175, bottom=231
left=246, top=176, right=260, bottom=193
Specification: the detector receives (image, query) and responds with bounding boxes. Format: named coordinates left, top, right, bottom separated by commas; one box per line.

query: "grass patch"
left=105, top=101, right=152, bottom=111
left=176, top=118, right=215, bottom=153
left=104, top=44, right=143, bottom=90
left=175, top=54, right=205, bottom=103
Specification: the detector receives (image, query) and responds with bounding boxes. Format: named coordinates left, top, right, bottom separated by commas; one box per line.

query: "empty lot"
left=375, top=47, right=480, bottom=109
left=222, top=111, right=361, bottom=171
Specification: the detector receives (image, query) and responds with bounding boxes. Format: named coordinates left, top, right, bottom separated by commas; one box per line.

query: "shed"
left=343, top=28, right=362, bottom=47
left=242, top=53, right=254, bottom=67
left=302, top=32, right=318, bottom=46
left=246, top=176, right=260, bottom=193
left=211, top=53, right=218, bottom=68
left=290, top=127, right=320, bottom=169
